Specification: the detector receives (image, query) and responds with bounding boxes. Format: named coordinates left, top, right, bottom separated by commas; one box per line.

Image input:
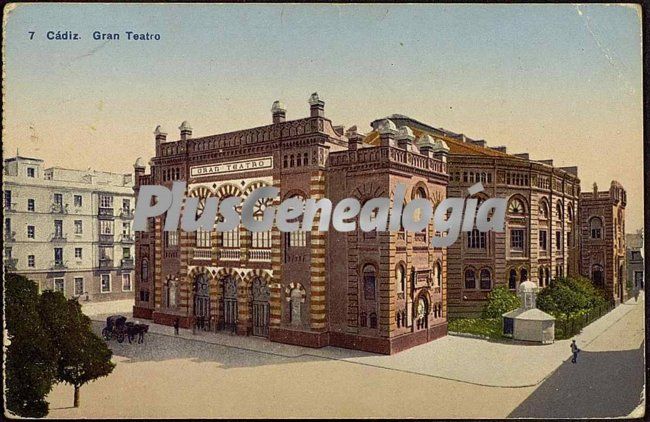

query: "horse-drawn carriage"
left=102, top=315, right=150, bottom=344
left=102, top=315, right=128, bottom=343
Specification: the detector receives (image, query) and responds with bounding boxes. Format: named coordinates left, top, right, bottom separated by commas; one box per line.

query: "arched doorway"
left=415, top=295, right=429, bottom=330
left=193, top=273, right=210, bottom=330
left=592, top=265, right=604, bottom=288
left=222, top=276, right=238, bottom=332
left=251, top=277, right=270, bottom=337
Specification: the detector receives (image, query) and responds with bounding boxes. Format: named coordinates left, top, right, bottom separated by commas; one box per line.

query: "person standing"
left=173, top=318, right=180, bottom=335
left=570, top=339, right=580, bottom=363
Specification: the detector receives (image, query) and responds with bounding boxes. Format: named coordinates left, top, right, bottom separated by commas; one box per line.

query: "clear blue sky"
left=3, top=3, right=644, bottom=230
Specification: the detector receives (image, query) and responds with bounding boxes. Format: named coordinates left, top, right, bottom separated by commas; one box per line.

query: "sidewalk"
left=86, top=293, right=644, bottom=388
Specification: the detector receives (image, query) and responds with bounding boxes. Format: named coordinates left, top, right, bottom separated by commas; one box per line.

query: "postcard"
left=2, top=3, right=645, bottom=419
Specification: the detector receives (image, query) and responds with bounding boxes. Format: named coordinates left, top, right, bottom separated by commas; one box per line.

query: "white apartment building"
left=3, top=155, right=136, bottom=302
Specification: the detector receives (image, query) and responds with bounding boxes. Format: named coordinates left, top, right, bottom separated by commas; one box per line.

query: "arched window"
left=590, top=217, right=603, bottom=239
left=290, top=288, right=302, bottom=326
left=508, top=269, right=517, bottom=290
left=507, top=197, right=527, bottom=216
left=396, top=264, right=406, bottom=293
left=592, top=265, right=604, bottom=287
left=520, top=268, right=528, bottom=282
left=359, top=311, right=367, bottom=327
left=396, top=312, right=402, bottom=328
left=165, top=277, right=177, bottom=308
left=538, top=268, right=544, bottom=286
left=363, top=264, right=376, bottom=300
left=539, top=200, right=549, bottom=220
left=296, top=154, right=302, bottom=166
left=464, top=269, right=476, bottom=289
left=289, top=155, right=295, bottom=167
left=141, top=259, right=149, bottom=283
left=556, top=202, right=563, bottom=220
left=369, top=312, right=378, bottom=329
left=434, top=261, right=442, bottom=287
left=479, top=269, right=492, bottom=290
left=303, top=152, right=309, bottom=166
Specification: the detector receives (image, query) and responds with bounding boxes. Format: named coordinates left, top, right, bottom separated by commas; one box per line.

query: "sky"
left=2, top=3, right=644, bottom=230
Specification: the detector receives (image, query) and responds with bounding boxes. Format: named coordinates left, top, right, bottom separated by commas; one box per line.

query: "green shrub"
left=448, top=318, right=502, bottom=339
left=537, top=276, right=607, bottom=317
left=482, top=286, right=521, bottom=318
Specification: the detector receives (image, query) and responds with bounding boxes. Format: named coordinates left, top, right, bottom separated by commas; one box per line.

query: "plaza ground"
left=45, top=294, right=645, bottom=418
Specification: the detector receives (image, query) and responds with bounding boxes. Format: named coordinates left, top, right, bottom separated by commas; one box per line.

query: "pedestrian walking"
left=570, top=339, right=580, bottom=363
left=173, top=318, right=180, bottom=335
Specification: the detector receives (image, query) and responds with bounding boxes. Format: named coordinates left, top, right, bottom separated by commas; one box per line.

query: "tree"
left=482, top=286, right=521, bottom=318
left=5, top=274, right=58, bottom=417
left=39, top=291, right=115, bottom=407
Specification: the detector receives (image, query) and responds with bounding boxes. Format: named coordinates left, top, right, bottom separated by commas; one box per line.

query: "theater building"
left=133, top=94, right=449, bottom=354
left=365, top=116, right=581, bottom=317
left=580, top=181, right=627, bottom=304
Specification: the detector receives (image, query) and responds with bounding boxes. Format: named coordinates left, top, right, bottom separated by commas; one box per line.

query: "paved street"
left=45, top=295, right=645, bottom=418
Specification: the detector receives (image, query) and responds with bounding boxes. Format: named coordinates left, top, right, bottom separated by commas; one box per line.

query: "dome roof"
left=416, top=134, right=436, bottom=148
left=396, top=126, right=415, bottom=140
left=134, top=157, right=145, bottom=168
left=308, top=92, right=321, bottom=105
left=378, top=119, right=397, bottom=135
left=271, top=100, right=286, bottom=113
left=518, top=280, right=538, bottom=293
left=153, top=125, right=167, bottom=136
left=433, top=139, right=450, bottom=152
left=179, top=121, right=192, bottom=131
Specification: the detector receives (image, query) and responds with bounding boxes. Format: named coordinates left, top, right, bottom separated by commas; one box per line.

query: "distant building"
left=3, top=156, right=135, bottom=301
left=580, top=181, right=627, bottom=304
left=626, top=231, right=644, bottom=289
left=365, top=115, right=581, bottom=317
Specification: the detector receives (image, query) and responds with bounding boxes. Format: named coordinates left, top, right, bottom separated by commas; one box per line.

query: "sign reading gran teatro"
left=190, top=157, right=273, bottom=177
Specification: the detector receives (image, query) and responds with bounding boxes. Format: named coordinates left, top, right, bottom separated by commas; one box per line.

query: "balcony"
left=119, top=234, right=135, bottom=244
left=99, top=234, right=114, bottom=245
left=98, top=208, right=114, bottom=220
left=51, top=261, right=68, bottom=271
left=248, top=249, right=271, bottom=262
left=192, top=248, right=212, bottom=260
left=121, top=257, right=134, bottom=269
left=119, top=208, right=135, bottom=219
left=50, top=233, right=67, bottom=243
left=4, top=231, right=16, bottom=243
left=50, top=203, right=69, bottom=214
left=4, top=202, right=17, bottom=212
left=4, top=258, right=17, bottom=272
left=218, top=249, right=240, bottom=261
left=98, top=258, right=113, bottom=270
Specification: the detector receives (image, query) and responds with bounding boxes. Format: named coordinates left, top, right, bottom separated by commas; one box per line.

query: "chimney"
left=308, top=92, right=325, bottom=118
left=514, top=153, right=530, bottom=160
left=179, top=121, right=192, bottom=141
left=154, top=125, right=167, bottom=148
left=593, top=182, right=598, bottom=197
left=345, top=126, right=363, bottom=150
left=271, top=100, right=286, bottom=124
left=377, top=119, right=397, bottom=147
left=539, top=159, right=554, bottom=167
left=396, top=126, right=415, bottom=150
left=490, top=146, right=507, bottom=153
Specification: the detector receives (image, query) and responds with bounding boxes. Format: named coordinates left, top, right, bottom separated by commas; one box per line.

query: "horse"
left=126, top=323, right=149, bottom=344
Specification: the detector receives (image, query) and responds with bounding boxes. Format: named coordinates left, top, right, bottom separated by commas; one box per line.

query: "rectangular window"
left=221, top=228, right=239, bottom=248
left=252, top=230, right=271, bottom=249
left=74, top=277, right=84, bottom=296
left=54, top=248, right=63, bottom=265
left=99, top=247, right=113, bottom=260
left=27, top=167, right=35, bottom=178
left=556, top=231, right=562, bottom=250
left=467, top=229, right=486, bottom=249
left=101, top=274, right=111, bottom=293
left=74, top=195, right=83, bottom=207
left=54, top=220, right=63, bottom=237
left=54, top=278, right=65, bottom=293
left=4, top=190, right=12, bottom=209
left=122, top=222, right=130, bottom=235
left=99, top=195, right=113, bottom=209
left=53, top=193, right=63, bottom=206
left=165, top=230, right=179, bottom=247
left=122, top=273, right=132, bottom=292
left=100, top=220, right=113, bottom=235
left=122, top=247, right=130, bottom=259
left=287, top=231, right=306, bottom=248
left=74, top=220, right=83, bottom=234
left=122, top=199, right=130, bottom=211
left=28, top=255, right=35, bottom=267
left=27, top=225, right=35, bottom=239
left=75, top=248, right=83, bottom=259
left=196, top=229, right=211, bottom=247
left=510, top=229, right=524, bottom=250
left=27, top=199, right=35, bottom=211
left=539, top=230, right=547, bottom=251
